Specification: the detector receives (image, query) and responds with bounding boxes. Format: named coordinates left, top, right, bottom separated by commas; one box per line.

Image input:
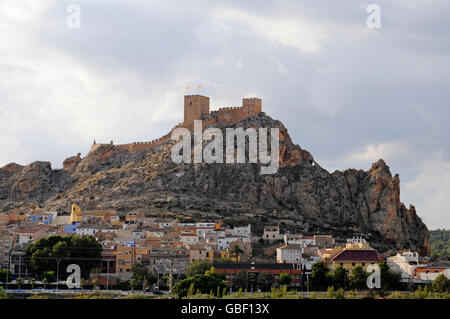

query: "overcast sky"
left=0, top=0, right=449, bottom=229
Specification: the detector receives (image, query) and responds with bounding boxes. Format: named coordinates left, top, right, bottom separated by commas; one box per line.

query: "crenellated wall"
left=87, top=95, right=262, bottom=157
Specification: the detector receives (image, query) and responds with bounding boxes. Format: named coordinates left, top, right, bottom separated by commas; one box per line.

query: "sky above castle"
left=0, top=0, right=449, bottom=228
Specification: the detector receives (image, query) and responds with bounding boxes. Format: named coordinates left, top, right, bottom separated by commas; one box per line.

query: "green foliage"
left=185, top=260, right=211, bottom=277
left=233, top=271, right=248, bottom=289
left=309, top=291, right=318, bottom=299
left=279, top=273, right=291, bottom=286
left=26, top=235, right=103, bottom=278
left=349, top=266, right=368, bottom=290
left=0, top=286, right=6, bottom=299
left=15, top=277, right=23, bottom=288
left=429, top=229, right=450, bottom=261
left=41, top=271, right=56, bottom=283
left=230, top=245, right=244, bottom=262
left=336, top=288, right=345, bottom=299
left=270, top=286, right=288, bottom=299
left=346, top=289, right=359, bottom=299
left=311, top=261, right=329, bottom=290
left=173, top=268, right=228, bottom=298
left=215, top=257, right=232, bottom=263
left=0, top=269, right=12, bottom=283
left=432, top=274, right=450, bottom=293
left=257, top=273, right=274, bottom=291
left=327, top=286, right=335, bottom=299
left=129, top=263, right=157, bottom=290
left=379, top=260, right=403, bottom=290
left=333, top=266, right=348, bottom=289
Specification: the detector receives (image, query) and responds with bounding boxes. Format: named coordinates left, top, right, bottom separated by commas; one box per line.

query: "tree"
left=185, top=260, right=211, bottom=277
left=0, top=269, right=12, bottom=283
left=130, top=263, right=157, bottom=290
left=233, top=271, right=248, bottom=289
left=279, top=273, right=291, bottom=286
left=257, top=273, right=274, bottom=291
left=30, top=278, right=36, bottom=290
left=333, top=266, right=348, bottom=290
left=230, top=245, right=244, bottom=262
left=432, top=274, right=450, bottom=293
left=40, top=271, right=56, bottom=283
left=215, top=257, right=232, bottom=263
left=15, top=278, right=23, bottom=289
left=42, top=277, right=48, bottom=289
left=26, top=235, right=103, bottom=279
left=311, top=261, right=329, bottom=290
left=349, top=266, right=368, bottom=290
left=379, top=260, right=402, bottom=290
left=173, top=268, right=228, bottom=298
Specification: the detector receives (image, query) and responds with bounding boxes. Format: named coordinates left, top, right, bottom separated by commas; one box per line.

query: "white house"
left=180, top=232, right=199, bottom=246
left=226, top=224, right=251, bottom=238
left=217, top=236, right=251, bottom=251
left=387, top=251, right=419, bottom=279
left=284, top=234, right=316, bottom=247
left=276, top=244, right=303, bottom=263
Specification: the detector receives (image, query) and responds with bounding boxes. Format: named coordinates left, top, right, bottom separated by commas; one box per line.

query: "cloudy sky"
left=0, top=0, right=449, bottom=228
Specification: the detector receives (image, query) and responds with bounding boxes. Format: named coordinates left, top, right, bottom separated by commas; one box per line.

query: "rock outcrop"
left=0, top=113, right=429, bottom=255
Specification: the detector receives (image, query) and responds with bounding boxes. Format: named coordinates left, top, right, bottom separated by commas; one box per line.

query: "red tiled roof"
left=331, top=249, right=382, bottom=262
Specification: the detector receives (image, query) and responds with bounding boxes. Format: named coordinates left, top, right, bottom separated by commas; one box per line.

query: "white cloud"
left=403, top=154, right=450, bottom=229
left=321, top=139, right=414, bottom=172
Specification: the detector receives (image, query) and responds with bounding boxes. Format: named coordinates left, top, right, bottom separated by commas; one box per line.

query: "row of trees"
left=25, top=235, right=103, bottom=279
left=311, top=261, right=403, bottom=290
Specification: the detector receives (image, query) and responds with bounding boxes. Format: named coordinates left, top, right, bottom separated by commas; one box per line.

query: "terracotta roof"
left=331, top=249, right=382, bottom=262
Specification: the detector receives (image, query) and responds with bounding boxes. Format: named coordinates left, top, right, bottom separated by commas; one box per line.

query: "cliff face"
left=0, top=113, right=429, bottom=255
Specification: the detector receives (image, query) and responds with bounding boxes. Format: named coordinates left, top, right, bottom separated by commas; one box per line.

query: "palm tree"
left=230, top=245, right=244, bottom=262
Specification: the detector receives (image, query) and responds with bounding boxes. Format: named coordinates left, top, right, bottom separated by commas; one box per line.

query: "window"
left=352, top=263, right=355, bottom=266
left=340, top=263, right=343, bottom=266
left=362, top=263, right=365, bottom=266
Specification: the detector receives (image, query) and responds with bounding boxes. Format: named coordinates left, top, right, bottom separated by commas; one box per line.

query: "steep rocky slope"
left=0, top=113, right=429, bottom=255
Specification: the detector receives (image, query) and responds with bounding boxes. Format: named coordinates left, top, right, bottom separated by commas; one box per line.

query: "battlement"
left=183, top=95, right=262, bottom=125
left=88, top=95, right=262, bottom=157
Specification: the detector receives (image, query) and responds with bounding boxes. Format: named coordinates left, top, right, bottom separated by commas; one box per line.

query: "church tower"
left=70, top=204, right=83, bottom=224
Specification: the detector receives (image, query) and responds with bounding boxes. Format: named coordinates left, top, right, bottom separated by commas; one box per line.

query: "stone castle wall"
left=87, top=95, right=262, bottom=156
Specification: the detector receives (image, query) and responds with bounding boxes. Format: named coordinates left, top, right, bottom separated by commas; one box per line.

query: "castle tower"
left=184, top=95, right=210, bottom=124
left=242, top=97, right=262, bottom=116
left=70, top=204, right=83, bottom=224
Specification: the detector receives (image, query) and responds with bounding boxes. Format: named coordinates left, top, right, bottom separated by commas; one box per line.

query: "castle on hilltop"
left=86, top=95, right=262, bottom=157
left=183, top=95, right=262, bottom=125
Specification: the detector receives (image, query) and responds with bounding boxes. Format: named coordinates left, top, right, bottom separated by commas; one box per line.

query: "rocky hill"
left=0, top=112, right=429, bottom=256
